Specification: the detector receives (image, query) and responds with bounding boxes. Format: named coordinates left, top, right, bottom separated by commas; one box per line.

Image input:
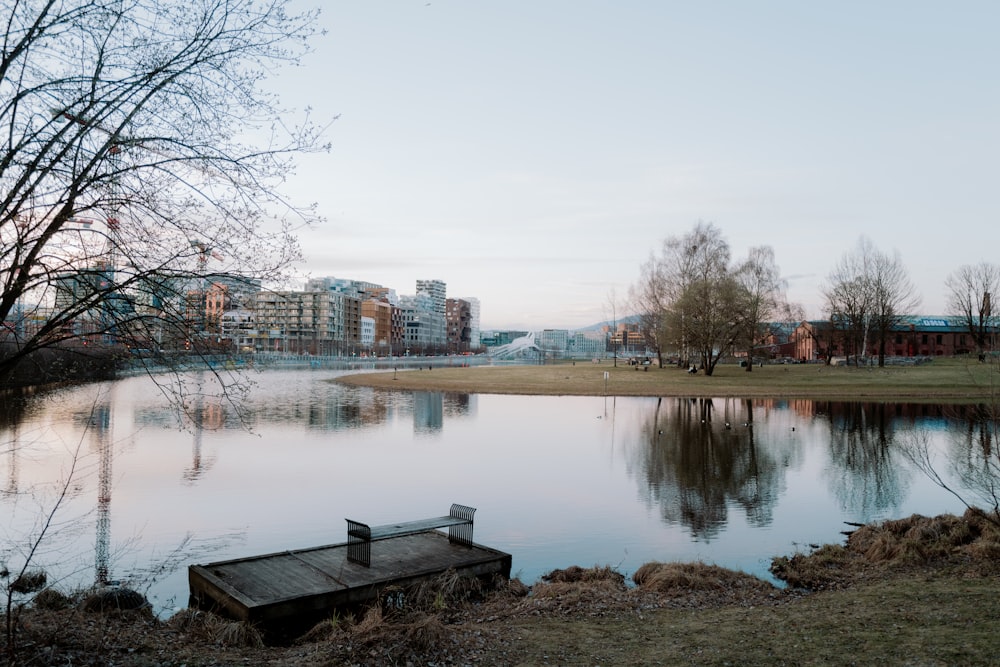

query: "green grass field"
left=337, top=357, right=1000, bottom=402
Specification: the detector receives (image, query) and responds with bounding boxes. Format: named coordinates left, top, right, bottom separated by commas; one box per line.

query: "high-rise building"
left=399, top=292, right=436, bottom=351
left=446, top=298, right=472, bottom=352
left=305, top=276, right=381, bottom=300
left=459, top=297, right=480, bottom=348
left=415, top=279, right=446, bottom=314
left=414, top=279, right=447, bottom=347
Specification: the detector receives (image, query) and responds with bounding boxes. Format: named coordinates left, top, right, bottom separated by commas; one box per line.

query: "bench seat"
left=346, top=504, right=476, bottom=567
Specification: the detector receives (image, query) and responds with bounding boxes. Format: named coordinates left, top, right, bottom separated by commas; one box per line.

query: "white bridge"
left=487, top=332, right=542, bottom=359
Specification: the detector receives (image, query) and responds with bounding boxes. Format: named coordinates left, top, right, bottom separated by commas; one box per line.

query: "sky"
left=273, top=1, right=999, bottom=331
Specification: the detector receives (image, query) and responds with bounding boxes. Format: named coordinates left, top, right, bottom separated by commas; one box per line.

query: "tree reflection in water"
left=629, top=397, right=787, bottom=540
left=823, top=402, right=910, bottom=518
left=5, top=374, right=999, bottom=613
left=904, top=403, right=1000, bottom=518
left=626, top=399, right=978, bottom=540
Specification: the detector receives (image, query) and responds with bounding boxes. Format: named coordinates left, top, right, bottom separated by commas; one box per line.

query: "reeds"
left=771, top=508, right=1000, bottom=590
left=165, top=609, right=264, bottom=648
left=632, top=561, right=775, bottom=596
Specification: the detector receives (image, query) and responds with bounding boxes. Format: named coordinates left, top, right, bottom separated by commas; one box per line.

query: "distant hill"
left=572, top=314, right=641, bottom=333
left=482, top=315, right=640, bottom=334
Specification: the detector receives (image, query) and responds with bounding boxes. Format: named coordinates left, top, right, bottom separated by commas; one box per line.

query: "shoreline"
left=334, top=358, right=1000, bottom=403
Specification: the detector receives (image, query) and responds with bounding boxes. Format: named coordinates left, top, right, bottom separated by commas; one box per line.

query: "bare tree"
left=631, top=223, right=798, bottom=376
left=946, top=262, right=1000, bottom=356
left=868, top=247, right=920, bottom=366
left=629, top=253, right=672, bottom=367
left=733, top=246, right=788, bottom=372
left=604, top=287, right=620, bottom=367
left=1, top=0, right=329, bottom=387
left=823, top=237, right=918, bottom=367
left=662, top=222, right=741, bottom=377
left=823, top=239, right=875, bottom=366
left=3, top=412, right=91, bottom=661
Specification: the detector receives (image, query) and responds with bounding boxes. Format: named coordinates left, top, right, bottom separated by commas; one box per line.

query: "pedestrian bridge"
left=488, top=332, right=541, bottom=359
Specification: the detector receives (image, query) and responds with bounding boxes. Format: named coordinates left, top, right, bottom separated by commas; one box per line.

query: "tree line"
left=629, top=222, right=999, bottom=373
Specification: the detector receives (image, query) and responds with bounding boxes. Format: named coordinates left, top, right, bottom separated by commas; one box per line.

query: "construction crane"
left=52, top=109, right=126, bottom=274
left=90, top=399, right=113, bottom=585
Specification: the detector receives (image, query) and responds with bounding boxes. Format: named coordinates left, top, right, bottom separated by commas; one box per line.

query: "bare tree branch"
left=2, top=0, right=331, bottom=389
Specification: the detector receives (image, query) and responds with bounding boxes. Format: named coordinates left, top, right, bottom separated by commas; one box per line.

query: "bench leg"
left=448, top=504, right=476, bottom=546
left=346, top=519, right=372, bottom=567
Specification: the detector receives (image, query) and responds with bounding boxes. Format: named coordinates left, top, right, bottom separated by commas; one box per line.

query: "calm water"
left=0, top=368, right=990, bottom=616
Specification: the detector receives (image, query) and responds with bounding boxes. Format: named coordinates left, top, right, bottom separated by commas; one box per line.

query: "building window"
left=936, top=335, right=943, bottom=344
left=921, top=334, right=928, bottom=344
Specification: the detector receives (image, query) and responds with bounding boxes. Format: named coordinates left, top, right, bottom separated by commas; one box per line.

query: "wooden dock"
left=188, top=531, right=512, bottom=632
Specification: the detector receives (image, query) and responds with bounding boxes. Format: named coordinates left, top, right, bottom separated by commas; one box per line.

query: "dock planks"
left=189, top=531, right=512, bottom=631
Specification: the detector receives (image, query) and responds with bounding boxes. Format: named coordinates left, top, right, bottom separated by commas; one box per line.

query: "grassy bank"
left=7, top=512, right=1000, bottom=665
left=509, top=571, right=1000, bottom=665
left=336, top=357, right=1000, bottom=402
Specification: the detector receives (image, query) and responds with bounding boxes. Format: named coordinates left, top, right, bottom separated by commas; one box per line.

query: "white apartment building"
left=406, top=279, right=447, bottom=348
left=360, top=315, right=375, bottom=348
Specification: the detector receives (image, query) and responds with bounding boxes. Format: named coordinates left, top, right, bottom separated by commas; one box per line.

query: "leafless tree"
left=604, top=287, right=620, bottom=367
left=823, top=237, right=918, bottom=367
left=3, top=410, right=91, bottom=661
left=868, top=246, right=920, bottom=366
left=1, top=0, right=329, bottom=388
left=662, top=222, right=741, bottom=376
left=946, top=262, right=1000, bottom=356
left=733, top=246, right=789, bottom=372
left=823, top=239, right=875, bottom=366
left=629, top=253, right=672, bottom=367
left=631, top=223, right=798, bottom=376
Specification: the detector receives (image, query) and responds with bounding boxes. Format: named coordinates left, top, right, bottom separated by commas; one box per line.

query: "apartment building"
left=458, top=296, right=481, bottom=348
left=253, top=289, right=360, bottom=354
left=361, top=298, right=394, bottom=354
left=399, top=292, right=443, bottom=352
left=446, top=298, right=472, bottom=352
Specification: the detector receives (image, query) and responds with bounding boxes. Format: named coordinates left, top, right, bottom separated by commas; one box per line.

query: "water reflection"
left=1, top=371, right=997, bottom=616
left=921, top=403, right=1000, bottom=514
left=627, top=397, right=788, bottom=539
left=821, top=401, right=910, bottom=518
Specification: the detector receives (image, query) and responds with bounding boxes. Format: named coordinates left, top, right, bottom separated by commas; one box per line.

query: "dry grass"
left=335, top=357, right=1000, bottom=402
left=541, top=564, right=626, bottom=585
left=8, top=512, right=1000, bottom=665
left=166, top=608, right=264, bottom=648
left=632, top=561, right=776, bottom=598
left=770, top=508, right=1000, bottom=591
left=529, top=565, right=631, bottom=610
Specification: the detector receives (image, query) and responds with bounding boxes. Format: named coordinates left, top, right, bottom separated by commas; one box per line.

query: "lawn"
left=336, top=357, right=1000, bottom=402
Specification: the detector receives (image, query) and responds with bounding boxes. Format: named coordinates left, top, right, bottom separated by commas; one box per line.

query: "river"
left=1, top=367, right=988, bottom=617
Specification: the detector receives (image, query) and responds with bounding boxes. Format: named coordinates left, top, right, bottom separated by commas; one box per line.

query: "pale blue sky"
left=277, top=1, right=999, bottom=330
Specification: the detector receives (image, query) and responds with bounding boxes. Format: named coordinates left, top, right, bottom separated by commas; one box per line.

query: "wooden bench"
left=345, top=504, right=476, bottom=568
